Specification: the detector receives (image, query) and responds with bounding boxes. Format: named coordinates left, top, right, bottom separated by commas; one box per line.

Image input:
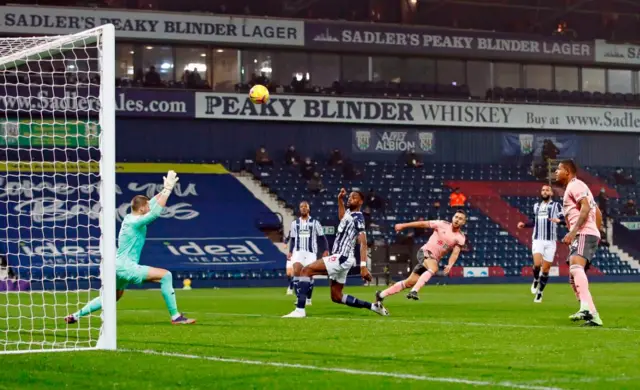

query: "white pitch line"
left=122, top=348, right=563, bottom=390
left=120, top=309, right=640, bottom=333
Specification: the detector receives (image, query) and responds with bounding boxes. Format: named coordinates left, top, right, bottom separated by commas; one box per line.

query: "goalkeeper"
left=65, top=170, right=196, bottom=325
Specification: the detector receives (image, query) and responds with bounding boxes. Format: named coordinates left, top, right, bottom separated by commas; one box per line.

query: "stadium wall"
left=117, top=118, right=640, bottom=168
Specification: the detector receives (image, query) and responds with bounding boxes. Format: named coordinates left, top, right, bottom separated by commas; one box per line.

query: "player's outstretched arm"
left=131, top=170, right=179, bottom=227
left=444, top=246, right=462, bottom=275
left=338, top=188, right=346, bottom=220
left=395, top=220, right=432, bottom=232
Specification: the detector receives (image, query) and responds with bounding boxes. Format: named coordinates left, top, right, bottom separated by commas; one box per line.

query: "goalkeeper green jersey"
left=116, top=197, right=163, bottom=264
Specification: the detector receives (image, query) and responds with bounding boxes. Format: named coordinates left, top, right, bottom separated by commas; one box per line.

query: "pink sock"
left=411, top=270, right=434, bottom=292
left=569, top=275, right=580, bottom=301
left=570, top=265, right=597, bottom=314
left=380, top=281, right=405, bottom=298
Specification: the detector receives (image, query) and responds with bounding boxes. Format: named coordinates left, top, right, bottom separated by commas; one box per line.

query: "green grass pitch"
left=3, top=283, right=640, bottom=390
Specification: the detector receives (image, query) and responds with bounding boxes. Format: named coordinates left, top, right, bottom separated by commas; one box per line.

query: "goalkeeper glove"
left=161, top=170, right=179, bottom=196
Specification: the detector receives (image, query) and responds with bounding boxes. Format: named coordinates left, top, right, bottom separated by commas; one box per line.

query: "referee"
left=517, top=184, right=564, bottom=303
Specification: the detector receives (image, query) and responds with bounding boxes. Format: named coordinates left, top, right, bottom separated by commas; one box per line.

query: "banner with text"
left=352, top=128, right=435, bottom=154
left=305, top=21, right=593, bottom=62
left=0, top=86, right=194, bottom=118
left=0, top=6, right=304, bottom=46
left=195, top=92, right=640, bottom=132
left=594, top=40, right=640, bottom=65
left=0, top=166, right=284, bottom=277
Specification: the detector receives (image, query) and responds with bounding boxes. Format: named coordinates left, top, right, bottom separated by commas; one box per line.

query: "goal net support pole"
left=0, top=24, right=116, bottom=353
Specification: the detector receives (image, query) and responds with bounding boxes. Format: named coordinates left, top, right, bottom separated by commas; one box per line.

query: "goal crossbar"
left=0, top=25, right=108, bottom=70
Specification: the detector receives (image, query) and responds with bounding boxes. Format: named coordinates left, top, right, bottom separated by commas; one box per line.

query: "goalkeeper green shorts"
left=115, top=260, right=150, bottom=290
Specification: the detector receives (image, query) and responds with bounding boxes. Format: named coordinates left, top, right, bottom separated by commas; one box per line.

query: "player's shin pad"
left=341, top=294, right=371, bottom=309
left=296, top=277, right=311, bottom=309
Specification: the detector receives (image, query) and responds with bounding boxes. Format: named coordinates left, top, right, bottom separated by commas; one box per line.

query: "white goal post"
left=0, top=24, right=116, bottom=353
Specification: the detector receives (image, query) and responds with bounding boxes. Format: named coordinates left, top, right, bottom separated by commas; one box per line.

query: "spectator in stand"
left=614, top=167, right=636, bottom=185
left=181, top=69, right=191, bottom=85
left=365, top=189, right=384, bottom=211
left=328, top=149, right=344, bottom=166
left=300, top=157, right=315, bottom=180
left=404, top=149, right=423, bottom=168
left=187, top=67, right=202, bottom=88
left=133, top=68, right=144, bottom=85
left=255, top=146, right=273, bottom=167
left=284, top=145, right=300, bottom=166
left=541, top=139, right=559, bottom=162
left=597, top=188, right=608, bottom=228
left=290, top=76, right=307, bottom=93
left=144, top=66, right=162, bottom=87
left=449, top=187, right=467, bottom=208
left=249, top=72, right=269, bottom=87
left=307, top=172, right=324, bottom=194
left=623, top=199, right=637, bottom=216
left=342, top=159, right=362, bottom=180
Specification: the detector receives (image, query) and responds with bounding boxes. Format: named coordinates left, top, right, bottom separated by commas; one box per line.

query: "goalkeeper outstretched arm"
left=130, top=171, right=179, bottom=228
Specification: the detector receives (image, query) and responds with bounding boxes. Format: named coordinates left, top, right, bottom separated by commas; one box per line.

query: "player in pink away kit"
left=555, top=160, right=603, bottom=327
left=375, top=210, right=467, bottom=303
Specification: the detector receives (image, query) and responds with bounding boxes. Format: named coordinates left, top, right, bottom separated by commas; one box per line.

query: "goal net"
left=0, top=25, right=116, bottom=353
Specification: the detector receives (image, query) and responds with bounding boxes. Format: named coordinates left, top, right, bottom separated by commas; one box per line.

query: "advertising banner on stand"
left=196, top=92, right=640, bottom=132
left=305, top=21, right=594, bottom=62
left=0, top=6, right=304, bottom=46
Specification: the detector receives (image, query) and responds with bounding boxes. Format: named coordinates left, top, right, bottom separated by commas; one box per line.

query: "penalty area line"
left=122, top=349, right=562, bottom=390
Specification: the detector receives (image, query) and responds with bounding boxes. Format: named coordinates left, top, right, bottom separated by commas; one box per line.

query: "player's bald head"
left=131, top=195, right=149, bottom=212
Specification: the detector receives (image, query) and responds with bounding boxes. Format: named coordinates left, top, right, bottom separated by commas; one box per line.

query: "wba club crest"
left=519, top=134, right=534, bottom=155
left=355, top=130, right=371, bottom=151
left=418, top=132, right=434, bottom=154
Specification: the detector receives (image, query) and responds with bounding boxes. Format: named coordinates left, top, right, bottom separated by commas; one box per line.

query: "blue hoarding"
left=0, top=164, right=285, bottom=279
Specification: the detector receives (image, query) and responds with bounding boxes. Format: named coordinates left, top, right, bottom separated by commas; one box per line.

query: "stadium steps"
left=234, top=172, right=294, bottom=254
left=609, top=245, right=640, bottom=271
left=608, top=225, right=640, bottom=271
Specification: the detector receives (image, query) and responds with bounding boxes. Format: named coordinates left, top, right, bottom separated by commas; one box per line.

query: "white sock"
left=370, top=303, right=376, bottom=310
left=171, top=313, right=181, bottom=320
left=295, top=308, right=305, bottom=313
left=580, top=301, right=590, bottom=312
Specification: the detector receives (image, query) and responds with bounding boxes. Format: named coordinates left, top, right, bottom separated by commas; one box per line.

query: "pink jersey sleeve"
left=425, top=220, right=444, bottom=230
left=568, top=180, right=590, bottom=204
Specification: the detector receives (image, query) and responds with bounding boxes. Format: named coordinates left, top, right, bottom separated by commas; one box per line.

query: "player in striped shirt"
left=517, top=184, right=564, bottom=303
left=287, top=201, right=329, bottom=305
left=283, top=189, right=388, bottom=318
left=555, top=160, right=603, bottom=327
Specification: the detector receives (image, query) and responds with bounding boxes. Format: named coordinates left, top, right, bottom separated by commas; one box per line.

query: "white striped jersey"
left=332, top=210, right=366, bottom=259
left=289, top=217, right=324, bottom=254
left=532, top=201, right=563, bottom=241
